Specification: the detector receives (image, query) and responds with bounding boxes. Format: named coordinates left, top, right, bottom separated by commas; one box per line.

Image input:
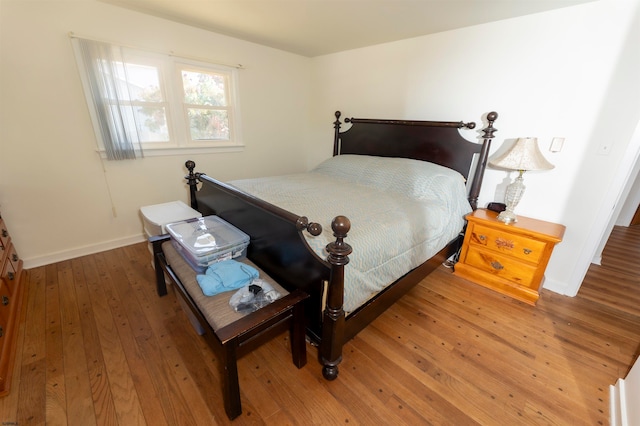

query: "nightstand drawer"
left=7, top=244, right=19, bottom=272
left=0, top=218, right=8, bottom=248
left=464, top=247, right=537, bottom=288
left=0, top=280, right=10, bottom=325
left=467, top=223, right=547, bottom=265
left=1, top=260, right=17, bottom=295
left=0, top=242, right=6, bottom=267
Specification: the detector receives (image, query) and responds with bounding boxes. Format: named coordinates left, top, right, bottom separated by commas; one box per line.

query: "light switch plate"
left=550, top=137, right=565, bottom=152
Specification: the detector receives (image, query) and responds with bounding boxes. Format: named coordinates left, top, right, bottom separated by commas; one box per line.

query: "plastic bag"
left=229, top=279, right=282, bottom=313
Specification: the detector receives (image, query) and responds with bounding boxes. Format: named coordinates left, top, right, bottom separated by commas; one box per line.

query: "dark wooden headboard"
left=332, top=111, right=498, bottom=210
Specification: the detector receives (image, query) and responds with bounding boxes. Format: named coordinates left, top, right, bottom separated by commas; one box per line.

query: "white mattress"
left=229, top=155, right=472, bottom=313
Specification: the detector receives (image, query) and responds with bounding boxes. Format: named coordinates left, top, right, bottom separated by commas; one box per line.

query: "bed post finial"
left=322, top=215, right=351, bottom=380
left=333, top=111, right=342, bottom=156
left=295, top=216, right=323, bottom=236
left=484, top=111, right=498, bottom=139
left=185, top=160, right=201, bottom=210
left=468, top=111, right=498, bottom=210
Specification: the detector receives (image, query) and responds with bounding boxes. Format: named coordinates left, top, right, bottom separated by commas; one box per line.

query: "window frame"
left=112, top=49, right=174, bottom=148
left=173, top=59, right=240, bottom=149
left=73, top=39, right=243, bottom=157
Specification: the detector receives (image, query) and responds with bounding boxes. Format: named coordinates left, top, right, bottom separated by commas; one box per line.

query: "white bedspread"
left=229, top=155, right=472, bottom=313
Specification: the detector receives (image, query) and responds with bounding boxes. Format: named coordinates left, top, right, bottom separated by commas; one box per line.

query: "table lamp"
left=489, top=137, right=554, bottom=223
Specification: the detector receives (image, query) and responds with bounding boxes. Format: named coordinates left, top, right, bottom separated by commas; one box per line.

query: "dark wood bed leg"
left=468, top=111, right=498, bottom=210
left=321, top=215, right=352, bottom=380
left=185, top=160, right=202, bottom=211
left=150, top=235, right=168, bottom=296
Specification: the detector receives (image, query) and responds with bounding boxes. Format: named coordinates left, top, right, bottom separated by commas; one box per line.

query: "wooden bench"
left=150, top=235, right=308, bottom=420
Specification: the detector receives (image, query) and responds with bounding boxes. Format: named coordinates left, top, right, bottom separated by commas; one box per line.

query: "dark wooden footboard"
left=184, top=161, right=332, bottom=343
left=183, top=162, right=350, bottom=379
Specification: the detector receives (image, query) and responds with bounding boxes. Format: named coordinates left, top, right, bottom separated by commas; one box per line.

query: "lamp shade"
left=489, top=137, right=554, bottom=171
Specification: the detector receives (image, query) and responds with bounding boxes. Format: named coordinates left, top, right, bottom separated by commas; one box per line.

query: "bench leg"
left=290, top=302, right=307, bottom=368
left=151, top=239, right=168, bottom=296
left=220, top=341, right=242, bottom=420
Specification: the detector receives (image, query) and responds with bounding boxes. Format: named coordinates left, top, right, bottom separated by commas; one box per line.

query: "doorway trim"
left=568, top=119, right=640, bottom=295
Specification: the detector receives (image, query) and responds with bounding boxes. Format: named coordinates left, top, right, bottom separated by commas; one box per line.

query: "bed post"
left=468, top=111, right=498, bottom=210
left=333, top=111, right=342, bottom=156
left=185, top=160, right=201, bottom=210
left=321, top=215, right=351, bottom=380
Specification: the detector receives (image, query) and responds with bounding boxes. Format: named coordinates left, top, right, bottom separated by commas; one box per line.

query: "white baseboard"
left=22, top=234, right=147, bottom=269
left=610, top=378, right=628, bottom=426
left=541, top=277, right=576, bottom=297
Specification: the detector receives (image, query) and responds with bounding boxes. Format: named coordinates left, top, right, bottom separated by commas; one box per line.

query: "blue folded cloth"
left=196, top=260, right=259, bottom=296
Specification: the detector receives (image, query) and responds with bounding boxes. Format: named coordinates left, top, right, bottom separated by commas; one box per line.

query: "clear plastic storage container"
left=166, top=215, right=250, bottom=272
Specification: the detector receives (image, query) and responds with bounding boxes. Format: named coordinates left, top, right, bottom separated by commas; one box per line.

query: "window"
left=181, top=67, right=231, bottom=142
left=72, top=37, right=242, bottom=159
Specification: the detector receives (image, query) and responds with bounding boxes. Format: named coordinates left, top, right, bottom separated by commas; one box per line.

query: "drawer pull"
left=478, top=235, right=486, bottom=241
left=1, top=295, right=8, bottom=306
left=11, top=253, right=18, bottom=262
left=0, top=326, right=3, bottom=337
left=7, top=272, right=14, bottom=280
left=1, top=229, right=7, bottom=238
left=523, top=248, right=532, bottom=255
left=491, top=261, right=504, bottom=270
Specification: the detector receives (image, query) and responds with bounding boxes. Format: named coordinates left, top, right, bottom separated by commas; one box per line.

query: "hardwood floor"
left=1, top=226, right=639, bottom=425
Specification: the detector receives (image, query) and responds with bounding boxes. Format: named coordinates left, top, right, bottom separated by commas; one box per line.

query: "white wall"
left=0, top=0, right=311, bottom=267
left=309, top=0, right=640, bottom=297
left=3, top=0, right=640, bottom=303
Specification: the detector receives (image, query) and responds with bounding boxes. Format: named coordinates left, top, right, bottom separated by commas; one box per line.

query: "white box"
left=140, top=201, right=202, bottom=237
left=140, top=199, right=202, bottom=261
left=140, top=201, right=204, bottom=335
left=173, top=287, right=206, bottom=336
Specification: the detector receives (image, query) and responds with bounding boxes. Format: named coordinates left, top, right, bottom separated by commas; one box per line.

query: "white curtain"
left=75, top=38, right=143, bottom=160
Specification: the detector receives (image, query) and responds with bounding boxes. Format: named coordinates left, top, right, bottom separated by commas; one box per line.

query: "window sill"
left=95, top=144, right=245, bottom=159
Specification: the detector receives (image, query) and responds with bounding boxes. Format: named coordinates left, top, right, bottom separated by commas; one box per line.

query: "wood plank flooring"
left=1, top=225, right=639, bottom=425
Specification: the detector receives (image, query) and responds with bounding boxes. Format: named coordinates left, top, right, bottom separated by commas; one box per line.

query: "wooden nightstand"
left=454, top=208, right=565, bottom=305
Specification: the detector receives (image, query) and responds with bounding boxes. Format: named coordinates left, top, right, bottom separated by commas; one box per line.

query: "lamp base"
left=497, top=209, right=518, bottom=224
left=498, top=171, right=525, bottom=224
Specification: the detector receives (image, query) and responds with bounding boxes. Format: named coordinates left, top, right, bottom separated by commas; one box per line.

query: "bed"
left=169, top=110, right=498, bottom=379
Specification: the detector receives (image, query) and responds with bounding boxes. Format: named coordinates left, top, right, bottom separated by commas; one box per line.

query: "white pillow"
left=311, top=154, right=467, bottom=203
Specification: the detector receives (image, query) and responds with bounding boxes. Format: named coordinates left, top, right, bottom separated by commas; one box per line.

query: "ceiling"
left=100, top=0, right=597, bottom=57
